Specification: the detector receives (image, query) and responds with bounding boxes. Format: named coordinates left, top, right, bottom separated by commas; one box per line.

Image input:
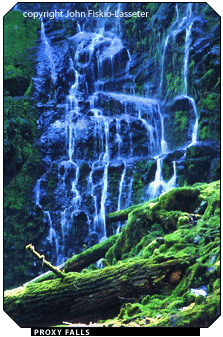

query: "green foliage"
left=4, top=11, right=39, bottom=66
left=4, top=10, right=40, bottom=96
left=4, top=11, right=42, bottom=289
left=3, top=2, right=220, bottom=327
left=156, top=186, right=200, bottom=212
left=100, top=182, right=220, bottom=326
left=165, top=109, right=191, bottom=150
left=132, top=159, right=156, bottom=203
left=4, top=97, right=40, bottom=184
left=126, top=303, right=141, bottom=317
left=166, top=73, right=183, bottom=97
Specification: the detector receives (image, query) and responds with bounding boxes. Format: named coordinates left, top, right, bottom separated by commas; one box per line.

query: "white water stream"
left=34, top=3, right=199, bottom=265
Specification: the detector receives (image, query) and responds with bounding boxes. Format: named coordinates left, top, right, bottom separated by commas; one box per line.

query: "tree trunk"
left=4, top=257, right=192, bottom=327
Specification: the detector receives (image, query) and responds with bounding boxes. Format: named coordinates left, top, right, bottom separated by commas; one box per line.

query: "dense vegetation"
left=4, top=2, right=220, bottom=328
left=5, top=181, right=220, bottom=327
left=4, top=11, right=45, bottom=288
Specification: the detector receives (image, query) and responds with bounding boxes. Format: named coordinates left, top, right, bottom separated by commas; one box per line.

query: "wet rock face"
left=29, top=2, right=220, bottom=265
left=35, top=41, right=164, bottom=261
left=165, top=96, right=198, bottom=151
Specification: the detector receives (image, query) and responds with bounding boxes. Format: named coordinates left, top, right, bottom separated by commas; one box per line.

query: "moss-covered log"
left=4, top=257, right=193, bottom=327
left=64, top=234, right=119, bottom=272
left=107, top=205, right=137, bottom=223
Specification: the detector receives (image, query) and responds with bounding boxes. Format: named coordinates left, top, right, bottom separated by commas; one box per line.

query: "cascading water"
left=149, top=3, right=199, bottom=199
left=35, top=179, right=42, bottom=208
left=40, top=21, right=57, bottom=85
left=34, top=3, right=200, bottom=265
left=160, top=35, right=169, bottom=91
left=188, top=97, right=199, bottom=146
left=184, top=21, right=193, bottom=95
left=44, top=211, right=59, bottom=258
left=116, top=161, right=126, bottom=234
left=174, top=95, right=198, bottom=148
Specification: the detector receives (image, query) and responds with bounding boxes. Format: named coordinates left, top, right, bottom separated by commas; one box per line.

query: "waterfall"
left=157, top=104, right=168, bottom=154
left=116, top=161, right=126, bottom=234
left=98, top=163, right=108, bottom=241
left=115, top=118, right=122, bottom=158
left=150, top=2, right=199, bottom=200
left=125, top=49, right=131, bottom=74
left=110, top=56, right=114, bottom=81
left=183, top=3, right=193, bottom=95
left=71, top=165, right=81, bottom=207
left=41, top=21, right=57, bottom=84
left=60, top=210, right=68, bottom=256
left=148, top=158, right=165, bottom=198
left=44, top=211, right=59, bottom=260
left=175, top=4, right=179, bottom=20
left=34, top=3, right=203, bottom=264
left=148, top=159, right=177, bottom=199
left=160, top=3, right=194, bottom=95
left=183, top=22, right=193, bottom=95
left=166, top=161, right=177, bottom=190
left=160, top=35, right=170, bottom=91
left=98, top=118, right=110, bottom=240
left=187, top=96, right=199, bottom=146
left=66, top=70, right=79, bottom=162
left=117, top=161, right=126, bottom=212
left=127, top=177, right=134, bottom=206
left=116, top=3, right=121, bottom=34
left=174, top=95, right=198, bottom=147
left=35, top=179, right=42, bottom=208
left=138, top=108, right=155, bottom=155
left=77, top=22, right=81, bottom=33
left=148, top=101, right=174, bottom=199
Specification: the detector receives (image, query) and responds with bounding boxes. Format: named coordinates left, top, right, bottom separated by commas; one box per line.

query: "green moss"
left=195, top=295, right=206, bottom=306
left=182, top=291, right=196, bottom=306
left=177, top=215, right=190, bottom=228
left=106, top=183, right=220, bottom=265
left=97, top=182, right=220, bottom=327
left=213, top=278, right=220, bottom=291
left=4, top=9, right=42, bottom=290
left=141, top=295, right=150, bottom=306
left=4, top=10, right=40, bottom=96
left=107, top=204, right=137, bottom=221
left=198, top=92, right=220, bottom=142
left=164, top=229, right=194, bottom=248
left=156, top=186, right=200, bottom=212
left=126, top=303, right=141, bottom=317
left=214, top=261, right=220, bottom=277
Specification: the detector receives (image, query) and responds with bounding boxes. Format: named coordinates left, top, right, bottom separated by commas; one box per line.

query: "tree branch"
left=26, top=244, right=66, bottom=278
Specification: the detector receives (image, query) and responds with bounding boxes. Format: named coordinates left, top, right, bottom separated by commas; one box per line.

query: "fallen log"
left=106, top=200, right=158, bottom=224
left=106, top=205, right=139, bottom=223
left=65, top=234, right=119, bottom=272
left=4, top=257, right=193, bottom=327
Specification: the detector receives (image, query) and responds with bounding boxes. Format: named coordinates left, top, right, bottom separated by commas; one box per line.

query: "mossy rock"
left=126, top=303, right=142, bottom=317
left=155, top=187, right=200, bottom=213
left=177, top=215, right=190, bottom=228
left=185, top=145, right=216, bottom=159
left=154, top=209, right=188, bottom=231
left=214, top=261, right=220, bottom=277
